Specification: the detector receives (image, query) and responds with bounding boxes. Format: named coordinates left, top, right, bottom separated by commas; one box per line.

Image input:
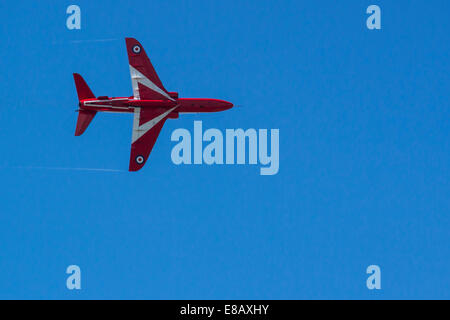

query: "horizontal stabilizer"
left=75, top=110, right=97, bottom=136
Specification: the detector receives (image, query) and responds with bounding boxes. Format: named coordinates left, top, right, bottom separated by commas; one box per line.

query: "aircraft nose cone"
left=221, top=100, right=233, bottom=110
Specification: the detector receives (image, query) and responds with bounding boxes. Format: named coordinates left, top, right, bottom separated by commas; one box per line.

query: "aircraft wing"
left=125, top=37, right=175, bottom=101
left=129, top=106, right=177, bottom=171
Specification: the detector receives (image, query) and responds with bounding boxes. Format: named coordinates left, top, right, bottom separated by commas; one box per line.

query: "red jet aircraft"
left=73, top=37, right=233, bottom=171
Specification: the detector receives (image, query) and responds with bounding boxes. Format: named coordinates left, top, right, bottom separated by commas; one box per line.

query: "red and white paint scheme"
left=73, top=37, right=233, bottom=171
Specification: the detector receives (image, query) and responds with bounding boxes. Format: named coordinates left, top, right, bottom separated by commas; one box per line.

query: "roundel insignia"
left=132, top=45, right=141, bottom=54
left=135, top=155, right=145, bottom=164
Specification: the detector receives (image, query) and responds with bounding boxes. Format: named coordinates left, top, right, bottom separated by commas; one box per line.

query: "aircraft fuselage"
left=80, top=97, right=233, bottom=116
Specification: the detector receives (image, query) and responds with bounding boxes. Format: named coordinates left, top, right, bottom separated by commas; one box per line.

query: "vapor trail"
left=52, top=38, right=119, bottom=45
left=69, top=38, right=119, bottom=43
left=12, top=166, right=124, bottom=173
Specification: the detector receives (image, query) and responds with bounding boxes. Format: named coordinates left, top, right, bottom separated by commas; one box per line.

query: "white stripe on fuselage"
left=83, top=103, right=131, bottom=110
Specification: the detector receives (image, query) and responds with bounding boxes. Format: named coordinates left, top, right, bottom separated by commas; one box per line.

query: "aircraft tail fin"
left=73, top=73, right=96, bottom=136
left=73, top=73, right=95, bottom=100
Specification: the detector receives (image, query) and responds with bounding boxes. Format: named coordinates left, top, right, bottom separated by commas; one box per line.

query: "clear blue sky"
left=0, top=1, right=448, bottom=299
